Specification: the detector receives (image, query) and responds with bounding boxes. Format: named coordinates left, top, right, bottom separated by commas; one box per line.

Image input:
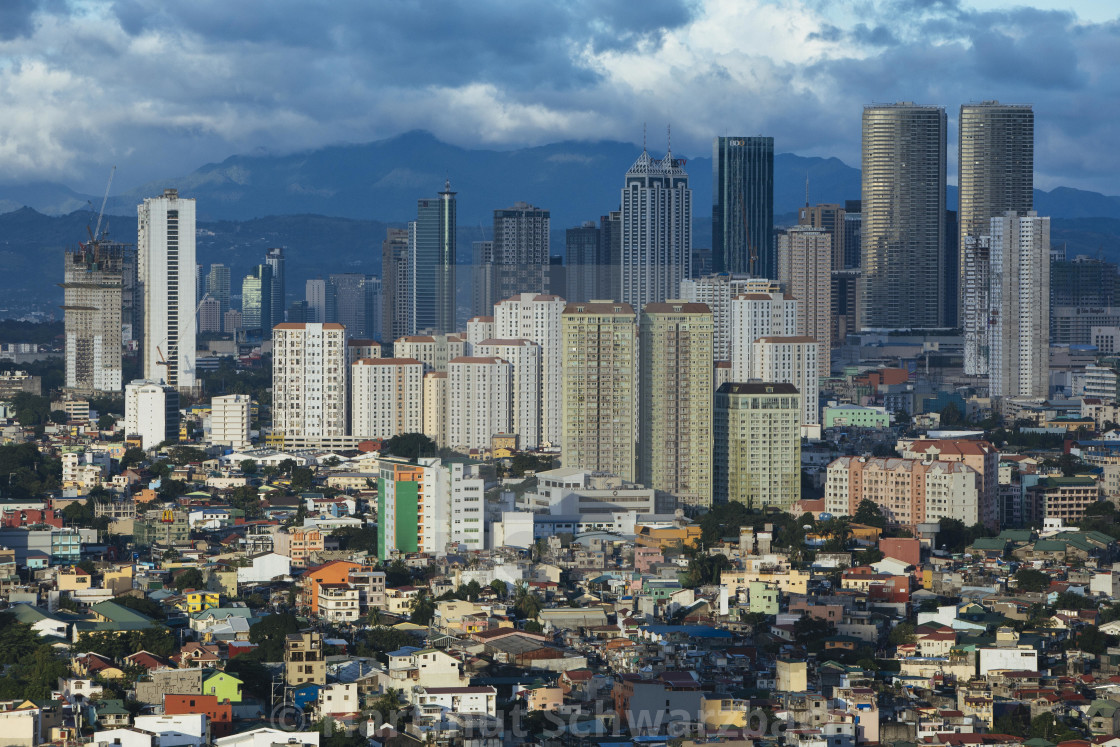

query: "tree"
left=169, top=446, right=209, bottom=465
left=1014, top=568, right=1051, bottom=593
left=939, top=402, right=964, bottom=426
left=383, top=559, right=411, bottom=586
left=239, top=459, right=258, bottom=474
left=224, top=657, right=273, bottom=700
left=119, top=447, right=146, bottom=470
left=524, top=620, right=543, bottom=633
left=49, top=409, right=69, bottom=425
left=158, top=478, right=188, bottom=501
left=290, top=466, right=314, bottom=492
left=513, top=583, right=542, bottom=620
left=97, top=413, right=116, bottom=431
left=384, top=433, right=438, bottom=460
left=888, top=622, right=917, bottom=646
left=248, top=613, right=301, bottom=660
left=853, top=499, right=887, bottom=528
left=174, top=568, right=205, bottom=591
left=409, top=593, right=435, bottom=626
left=489, top=579, right=507, bottom=599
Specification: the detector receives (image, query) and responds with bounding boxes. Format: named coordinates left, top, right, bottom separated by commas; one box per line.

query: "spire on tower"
left=805, top=173, right=810, bottom=208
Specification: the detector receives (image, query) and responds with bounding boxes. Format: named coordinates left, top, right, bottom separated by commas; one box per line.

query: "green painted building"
left=377, top=461, right=422, bottom=561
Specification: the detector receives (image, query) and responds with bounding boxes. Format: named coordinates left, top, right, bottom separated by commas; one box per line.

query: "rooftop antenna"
left=805, top=173, right=810, bottom=209
left=642, top=123, right=647, bottom=152
left=667, top=124, right=671, bottom=156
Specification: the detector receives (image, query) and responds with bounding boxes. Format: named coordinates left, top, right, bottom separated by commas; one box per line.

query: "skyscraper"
left=797, top=204, right=845, bottom=274
left=330, top=273, right=375, bottom=338
left=475, top=339, right=541, bottom=450
left=205, top=264, right=231, bottom=324
left=777, top=226, right=832, bottom=378
left=138, top=189, right=197, bottom=391
left=565, top=221, right=603, bottom=304
left=412, top=182, right=457, bottom=334
left=639, top=302, right=714, bottom=507
left=272, top=323, right=347, bottom=439
left=680, top=274, right=775, bottom=361
left=495, top=293, right=566, bottom=447
left=470, top=240, right=493, bottom=318
left=305, top=278, right=332, bottom=324
left=266, top=247, right=286, bottom=328
left=990, top=211, right=1050, bottom=399
left=447, top=356, right=512, bottom=452
left=620, top=149, right=691, bottom=312
left=63, top=241, right=125, bottom=392
left=241, top=264, right=273, bottom=332
left=958, top=102, right=1034, bottom=330
left=729, top=288, right=797, bottom=381
left=351, top=358, right=424, bottom=440
left=712, top=136, right=774, bottom=277
left=714, top=383, right=801, bottom=509
left=561, top=301, right=637, bottom=481
left=860, top=104, right=947, bottom=329
left=381, top=228, right=411, bottom=341
left=486, top=202, right=550, bottom=309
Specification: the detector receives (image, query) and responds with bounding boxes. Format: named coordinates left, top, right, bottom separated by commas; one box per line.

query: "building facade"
left=638, top=302, right=714, bottom=506
left=139, top=189, right=197, bottom=390
left=825, top=456, right=980, bottom=527
left=350, top=358, right=424, bottom=440
left=63, top=242, right=125, bottom=393
left=561, top=301, right=637, bottom=482
left=210, top=394, right=251, bottom=450
left=712, top=136, right=774, bottom=277
left=989, top=211, right=1050, bottom=399
left=680, top=274, right=774, bottom=361
left=620, top=149, right=691, bottom=312
left=752, top=336, right=820, bottom=429
left=484, top=202, right=551, bottom=310
left=714, top=382, right=801, bottom=510
left=474, top=339, right=542, bottom=451
left=730, top=291, right=798, bottom=382
left=860, top=104, right=947, bottom=329
left=411, top=182, right=457, bottom=334
left=125, top=380, right=179, bottom=451
left=272, top=323, right=348, bottom=439
left=494, top=293, right=566, bottom=447
left=446, top=357, right=512, bottom=452
left=777, top=226, right=833, bottom=378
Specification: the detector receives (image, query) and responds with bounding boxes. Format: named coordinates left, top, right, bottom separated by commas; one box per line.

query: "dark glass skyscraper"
left=712, top=136, right=774, bottom=278
left=265, top=247, right=286, bottom=328
left=412, top=181, right=457, bottom=333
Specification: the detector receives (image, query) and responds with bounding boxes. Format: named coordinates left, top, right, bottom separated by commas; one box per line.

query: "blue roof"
left=639, top=625, right=733, bottom=639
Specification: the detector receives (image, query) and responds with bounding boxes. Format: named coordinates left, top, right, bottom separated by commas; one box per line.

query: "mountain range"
left=2, top=130, right=1120, bottom=313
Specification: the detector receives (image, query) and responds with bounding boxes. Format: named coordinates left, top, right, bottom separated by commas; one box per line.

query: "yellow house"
left=175, top=591, right=220, bottom=614
left=703, top=696, right=751, bottom=729
left=58, top=566, right=93, bottom=592
left=103, top=565, right=135, bottom=595
left=634, top=524, right=703, bottom=549
left=721, top=567, right=810, bottom=596
left=207, top=567, right=238, bottom=597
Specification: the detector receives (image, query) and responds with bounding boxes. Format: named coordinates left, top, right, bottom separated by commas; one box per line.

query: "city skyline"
left=0, top=2, right=1114, bottom=198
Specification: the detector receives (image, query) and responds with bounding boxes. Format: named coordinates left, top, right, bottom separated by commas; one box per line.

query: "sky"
left=0, top=0, right=1117, bottom=195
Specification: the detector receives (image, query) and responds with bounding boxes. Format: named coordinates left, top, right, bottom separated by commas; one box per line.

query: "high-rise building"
left=210, top=394, right=251, bottom=450
left=958, top=102, right=1034, bottom=327
left=638, top=302, right=714, bottom=506
left=272, top=323, right=347, bottom=439
left=566, top=221, right=605, bottom=304
left=205, top=264, right=231, bottom=324
left=381, top=228, right=411, bottom=341
left=125, top=379, right=179, bottom=450
left=752, top=336, right=820, bottom=429
left=198, top=295, right=221, bottom=334
left=305, top=278, right=332, bottom=324
left=475, top=339, right=541, bottom=450
left=447, top=356, right=512, bottom=452
left=778, top=226, right=832, bottom=378
left=423, top=372, right=447, bottom=447
left=412, top=182, right=457, bottom=333
left=330, top=273, right=374, bottom=338
left=465, top=316, right=494, bottom=353
left=377, top=456, right=485, bottom=560
left=266, top=247, right=286, bottom=328
left=825, top=456, right=980, bottom=528
left=470, top=240, right=494, bottom=319
left=601, top=211, right=622, bottom=302
left=831, top=269, right=861, bottom=346
left=679, top=274, right=770, bottom=361
left=393, top=334, right=466, bottom=373
left=713, top=136, right=774, bottom=277
left=495, top=293, right=566, bottom=447
left=241, top=264, right=273, bottom=332
left=843, top=199, right=862, bottom=270
left=962, top=236, right=992, bottom=375
left=224, top=309, right=243, bottom=335
left=990, top=211, right=1050, bottom=399
left=797, top=204, right=846, bottom=273
left=729, top=289, right=797, bottom=381
left=561, top=301, right=637, bottom=481
left=286, top=301, right=309, bottom=324
left=861, top=104, right=947, bottom=329
left=485, top=202, right=550, bottom=309
left=138, top=189, right=197, bottom=391
left=63, top=242, right=125, bottom=392
left=620, top=149, right=691, bottom=312
left=714, top=382, right=801, bottom=509
left=351, top=358, right=424, bottom=440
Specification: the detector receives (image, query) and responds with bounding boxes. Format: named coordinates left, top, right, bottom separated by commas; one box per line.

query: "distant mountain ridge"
left=3, top=130, right=1120, bottom=228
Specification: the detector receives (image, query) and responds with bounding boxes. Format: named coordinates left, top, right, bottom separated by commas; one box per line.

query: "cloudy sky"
left=1, top=0, right=1117, bottom=194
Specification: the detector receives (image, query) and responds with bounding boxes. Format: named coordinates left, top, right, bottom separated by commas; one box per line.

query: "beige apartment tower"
left=778, top=226, right=832, bottom=378
left=561, top=301, right=637, bottom=481
left=861, top=104, right=947, bottom=329
left=714, top=382, right=801, bottom=510
left=63, top=243, right=125, bottom=393
left=639, top=302, right=714, bottom=507
left=272, top=323, right=347, bottom=439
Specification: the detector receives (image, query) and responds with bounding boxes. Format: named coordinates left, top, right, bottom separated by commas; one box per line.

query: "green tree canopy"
left=853, top=499, right=887, bottom=528
left=384, top=433, right=438, bottom=460
left=1014, top=568, right=1051, bottom=593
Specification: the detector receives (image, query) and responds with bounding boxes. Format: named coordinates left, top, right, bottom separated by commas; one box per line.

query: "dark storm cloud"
left=0, top=0, right=41, bottom=41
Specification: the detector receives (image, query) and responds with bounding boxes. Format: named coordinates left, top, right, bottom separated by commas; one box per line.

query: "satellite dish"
left=803, top=525, right=813, bottom=531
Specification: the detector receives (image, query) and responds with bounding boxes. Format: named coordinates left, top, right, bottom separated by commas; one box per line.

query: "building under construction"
left=61, top=241, right=133, bottom=393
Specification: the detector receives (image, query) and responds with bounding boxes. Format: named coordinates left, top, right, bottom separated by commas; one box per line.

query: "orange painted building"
left=301, top=560, right=360, bottom=614
left=163, top=694, right=233, bottom=737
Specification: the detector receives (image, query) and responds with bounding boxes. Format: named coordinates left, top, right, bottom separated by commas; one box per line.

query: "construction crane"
left=93, top=166, right=115, bottom=242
